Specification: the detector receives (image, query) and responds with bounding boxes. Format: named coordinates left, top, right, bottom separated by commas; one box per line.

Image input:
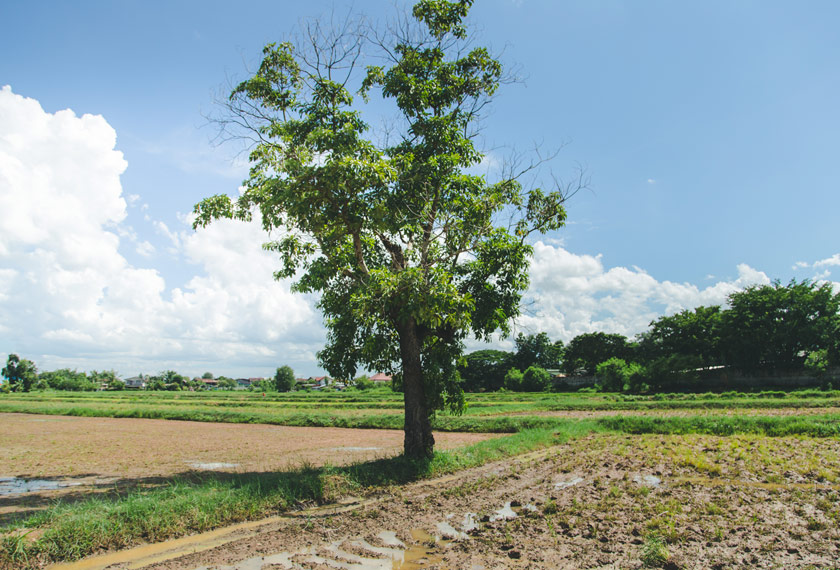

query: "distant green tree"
left=89, top=370, right=122, bottom=390
left=354, top=375, right=375, bottom=390
left=805, top=349, right=829, bottom=378
left=512, top=332, right=564, bottom=371
left=160, top=370, right=188, bottom=390
left=521, top=365, right=552, bottom=392
left=457, top=349, right=512, bottom=392
left=274, top=366, right=296, bottom=392
left=563, top=333, right=634, bottom=375
left=503, top=367, right=524, bottom=391
left=201, top=372, right=215, bottom=380
left=2, top=354, right=37, bottom=392
left=595, top=358, right=644, bottom=393
left=217, top=376, right=237, bottom=390
left=249, top=379, right=274, bottom=392
left=637, top=306, right=722, bottom=367
left=721, top=280, right=840, bottom=372
left=40, top=368, right=96, bottom=391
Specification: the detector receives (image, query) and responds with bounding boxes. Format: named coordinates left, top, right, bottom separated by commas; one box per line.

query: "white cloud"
left=0, top=87, right=816, bottom=377
left=514, top=241, right=770, bottom=342
left=0, top=86, right=322, bottom=377
left=136, top=241, right=156, bottom=257
left=814, top=254, right=840, bottom=268
left=646, top=178, right=656, bottom=184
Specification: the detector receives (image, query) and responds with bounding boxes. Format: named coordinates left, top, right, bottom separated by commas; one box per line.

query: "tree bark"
left=399, top=318, right=435, bottom=459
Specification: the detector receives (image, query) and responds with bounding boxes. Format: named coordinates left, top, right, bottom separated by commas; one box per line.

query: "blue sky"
left=1, top=0, right=838, bottom=379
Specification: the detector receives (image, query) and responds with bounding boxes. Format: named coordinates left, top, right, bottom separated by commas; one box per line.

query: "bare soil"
left=97, top=433, right=840, bottom=570
left=0, top=413, right=495, bottom=522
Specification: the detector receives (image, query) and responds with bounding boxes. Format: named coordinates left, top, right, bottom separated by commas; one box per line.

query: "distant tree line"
left=458, top=280, right=839, bottom=393
left=0, top=358, right=387, bottom=394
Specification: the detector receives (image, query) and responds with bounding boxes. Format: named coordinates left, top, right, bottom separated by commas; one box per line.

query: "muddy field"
left=0, top=413, right=496, bottom=523
left=56, top=432, right=840, bottom=570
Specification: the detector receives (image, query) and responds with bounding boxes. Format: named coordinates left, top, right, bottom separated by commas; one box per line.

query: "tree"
left=2, top=354, right=37, bottom=392
left=89, top=369, right=122, bottom=390
left=274, top=365, right=296, bottom=392
left=562, top=332, right=634, bottom=375
left=195, top=1, right=575, bottom=458
left=152, top=370, right=188, bottom=391
left=217, top=376, right=237, bottom=390
left=39, top=368, right=96, bottom=391
left=354, top=375, right=375, bottom=390
left=595, top=357, right=647, bottom=393
left=521, top=365, right=552, bottom=392
left=457, top=349, right=512, bottom=392
left=201, top=372, right=215, bottom=379
left=721, top=280, right=840, bottom=372
left=637, top=306, right=722, bottom=367
left=504, top=367, right=524, bottom=391
left=512, top=332, right=563, bottom=371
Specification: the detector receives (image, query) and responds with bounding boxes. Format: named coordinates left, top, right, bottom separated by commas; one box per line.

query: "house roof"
left=370, top=372, right=392, bottom=382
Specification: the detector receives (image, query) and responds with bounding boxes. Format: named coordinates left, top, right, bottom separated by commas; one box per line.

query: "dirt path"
left=58, top=433, right=840, bottom=570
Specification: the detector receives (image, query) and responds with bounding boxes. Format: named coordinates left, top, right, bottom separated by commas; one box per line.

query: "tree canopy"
left=721, top=280, right=840, bottom=372
left=562, top=332, right=634, bottom=375
left=194, top=0, right=572, bottom=457
left=274, top=366, right=296, bottom=392
left=2, top=354, right=37, bottom=392
left=637, top=306, right=722, bottom=367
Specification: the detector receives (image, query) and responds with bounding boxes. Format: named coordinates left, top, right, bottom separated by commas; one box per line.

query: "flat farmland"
left=3, top=389, right=840, bottom=432
left=2, top=389, right=840, bottom=568
left=0, top=412, right=496, bottom=483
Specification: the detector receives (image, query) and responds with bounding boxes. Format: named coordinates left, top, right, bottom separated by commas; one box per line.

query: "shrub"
left=595, top=358, right=645, bottom=393
left=504, top=368, right=524, bottom=391
left=521, top=366, right=552, bottom=392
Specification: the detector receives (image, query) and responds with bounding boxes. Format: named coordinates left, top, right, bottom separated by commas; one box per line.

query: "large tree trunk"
left=398, top=319, right=435, bottom=459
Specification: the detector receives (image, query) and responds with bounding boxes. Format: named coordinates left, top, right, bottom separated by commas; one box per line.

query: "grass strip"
left=597, top=413, right=840, bottom=438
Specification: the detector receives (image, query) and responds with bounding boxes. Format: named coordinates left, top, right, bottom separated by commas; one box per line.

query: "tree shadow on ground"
left=0, top=453, right=436, bottom=527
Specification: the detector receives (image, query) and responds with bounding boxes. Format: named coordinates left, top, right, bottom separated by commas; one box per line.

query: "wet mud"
left=56, top=433, right=840, bottom=570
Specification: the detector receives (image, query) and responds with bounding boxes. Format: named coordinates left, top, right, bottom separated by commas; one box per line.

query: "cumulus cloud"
left=814, top=254, right=840, bottom=268
left=0, top=86, right=321, bottom=377
left=513, top=241, right=770, bottom=342
left=0, top=87, right=814, bottom=377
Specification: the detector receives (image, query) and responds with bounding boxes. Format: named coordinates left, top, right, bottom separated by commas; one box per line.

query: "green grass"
left=1, top=388, right=839, bottom=432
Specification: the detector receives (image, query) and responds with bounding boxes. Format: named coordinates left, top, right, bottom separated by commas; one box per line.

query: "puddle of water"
left=489, top=502, right=517, bottom=522
left=394, top=529, right=445, bottom=570
left=554, top=476, right=584, bottom=490
left=461, top=513, right=479, bottom=533
left=0, top=476, right=81, bottom=495
left=522, top=503, right=538, bottom=513
left=186, top=462, right=239, bottom=470
left=632, top=474, right=662, bottom=487
left=346, top=538, right=404, bottom=559
left=377, top=531, right=406, bottom=548
left=435, top=521, right=468, bottom=541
